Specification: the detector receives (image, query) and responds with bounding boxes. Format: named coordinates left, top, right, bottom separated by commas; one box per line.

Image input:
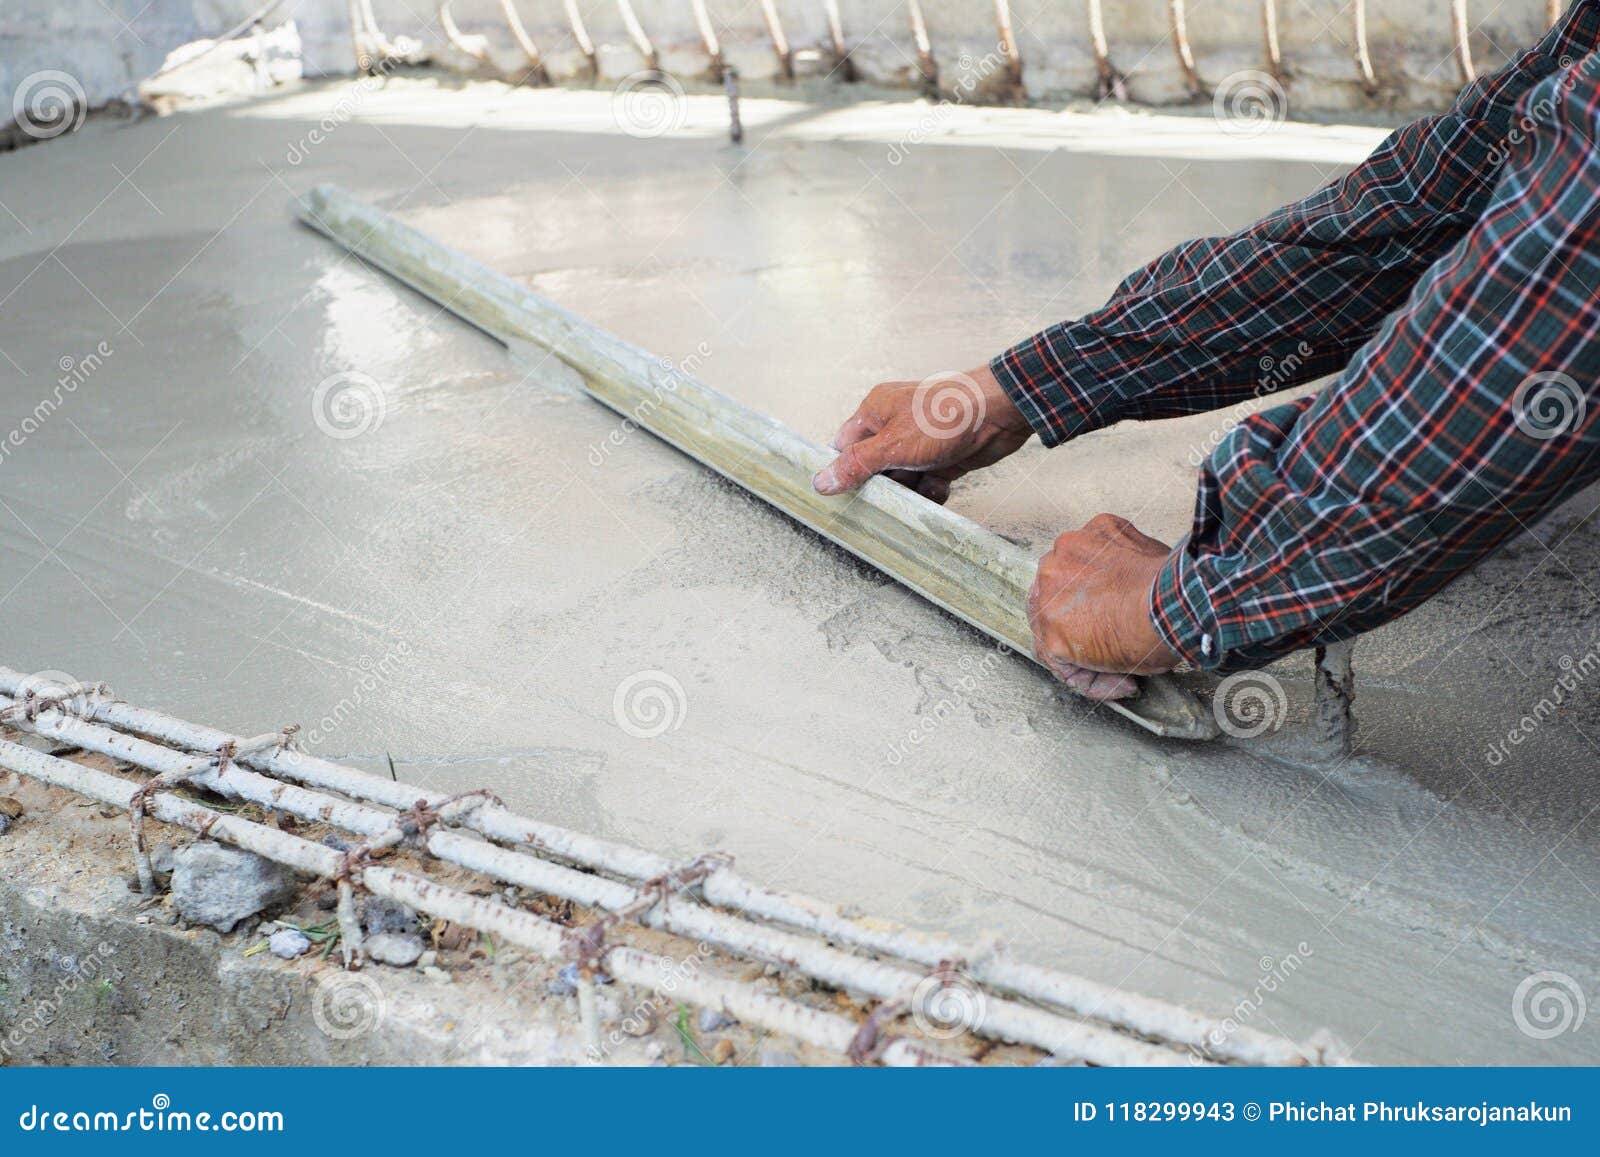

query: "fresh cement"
left=0, top=79, right=1596, bottom=1064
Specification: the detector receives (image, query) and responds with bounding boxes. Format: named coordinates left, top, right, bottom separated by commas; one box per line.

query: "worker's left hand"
left=1028, top=514, right=1182, bottom=700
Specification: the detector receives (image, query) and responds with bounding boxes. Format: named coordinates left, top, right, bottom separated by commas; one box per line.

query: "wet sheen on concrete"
left=1, top=80, right=1596, bottom=1064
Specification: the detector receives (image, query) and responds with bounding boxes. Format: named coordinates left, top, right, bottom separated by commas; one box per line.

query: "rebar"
left=1352, top=0, right=1378, bottom=95
left=993, top=0, right=1024, bottom=93
left=758, top=0, right=795, bottom=79
left=0, top=668, right=1323, bottom=1065
left=0, top=688, right=1216, bottom=1065
left=1260, top=0, right=1282, bottom=82
left=497, top=0, right=550, bottom=84
left=1086, top=0, right=1124, bottom=100
left=615, top=0, right=660, bottom=73
left=562, top=0, right=599, bottom=78
left=822, top=0, right=855, bottom=81
left=1450, top=0, right=1476, bottom=86
left=438, top=1, right=492, bottom=65
left=1169, top=0, right=1203, bottom=96
left=690, top=0, right=725, bottom=78
left=906, top=0, right=939, bottom=96
left=0, top=735, right=961, bottom=1066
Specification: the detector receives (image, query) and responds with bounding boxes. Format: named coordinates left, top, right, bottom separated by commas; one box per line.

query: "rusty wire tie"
left=566, top=851, right=732, bottom=964
left=849, top=957, right=970, bottom=1064
left=0, top=682, right=110, bottom=726
left=130, top=725, right=299, bottom=896
left=326, top=786, right=501, bottom=967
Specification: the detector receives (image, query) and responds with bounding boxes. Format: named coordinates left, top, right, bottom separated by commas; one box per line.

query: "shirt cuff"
left=989, top=328, right=1126, bottom=448
left=1149, top=545, right=1225, bottom=671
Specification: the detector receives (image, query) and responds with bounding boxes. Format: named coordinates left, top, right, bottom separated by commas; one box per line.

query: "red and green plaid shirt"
left=992, top=1, right=1600, bottom=672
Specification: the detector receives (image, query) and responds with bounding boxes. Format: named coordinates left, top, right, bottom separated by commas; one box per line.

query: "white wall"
left=0, top=0, right=1571, bottom=136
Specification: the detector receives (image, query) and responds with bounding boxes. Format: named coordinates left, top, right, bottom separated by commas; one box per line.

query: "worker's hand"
left=1027, top=514, right=1182, bottom=701
left=812, top=364, right=1032, bottom=503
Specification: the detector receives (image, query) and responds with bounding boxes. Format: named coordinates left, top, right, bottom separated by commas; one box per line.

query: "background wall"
left=0, top=1, right=1573, bottom=138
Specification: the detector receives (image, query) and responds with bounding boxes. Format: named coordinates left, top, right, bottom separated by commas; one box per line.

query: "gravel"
left=364, top=931, right=425, bottom=967
left=268, top=928, right=311, bottom=959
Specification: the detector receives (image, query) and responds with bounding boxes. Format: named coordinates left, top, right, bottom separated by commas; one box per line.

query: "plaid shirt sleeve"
left=990, top=2, right=1600, bottom=448
left=1153, top=49, right=1600, bottom=671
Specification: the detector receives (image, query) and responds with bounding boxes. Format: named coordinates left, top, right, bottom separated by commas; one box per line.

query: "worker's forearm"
left=1148, top=55, right=1600, bottom=671
left=993, top=0, right=1600, bottom=449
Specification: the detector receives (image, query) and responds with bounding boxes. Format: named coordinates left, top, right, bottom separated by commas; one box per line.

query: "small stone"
left=711, top=1038, right=736, bottom=1065
left=150, top=843, right=177, bottom=874
left=698, top=1007, right=735, bottom=1033
left=421, top=966, right=452, bottom=984
left=622, top=1007, right=657, bottom=1037
left=758, top=1046, right=799, bottom=1068
left=364, top=932, right=424, bottom=967
left=557, top=961, right=611, bottom=988
left=169, top=842, right=298, bottom=933
left=417, top=950, right=437, bottom=968
left=0, top=796, right=22, bottom=836
left=360, top=896, right=418, bottom=936
left=320, top=834, right=352, bottom=852
left=314, top=890, right=338, bottom=911
left=268, top=928, right=311, bottom=959
left=644, top=1041, right=664, bottom=1061
left=545, top=975, right=575, bottom=997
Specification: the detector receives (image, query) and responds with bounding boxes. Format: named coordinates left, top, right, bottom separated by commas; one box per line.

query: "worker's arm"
left=996, top=0, right=1600, bottom=447
left=815, top=4, right=1600, bottom=496
left=1031, top=55, right=1600, bottom=681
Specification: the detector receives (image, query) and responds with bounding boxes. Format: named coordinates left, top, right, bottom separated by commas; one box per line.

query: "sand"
left=0, top=78, right=1595, bottom=1063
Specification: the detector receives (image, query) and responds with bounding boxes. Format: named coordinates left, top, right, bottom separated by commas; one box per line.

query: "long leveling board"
left=296, top=185, right=1218, bottom=741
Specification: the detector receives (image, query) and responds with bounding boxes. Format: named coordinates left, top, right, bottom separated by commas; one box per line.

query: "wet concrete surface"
left=1, top=79, right=1596, bottom=1063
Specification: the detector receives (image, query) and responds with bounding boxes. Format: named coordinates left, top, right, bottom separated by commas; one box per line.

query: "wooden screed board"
left=296, top=185, right=1217, bottom=740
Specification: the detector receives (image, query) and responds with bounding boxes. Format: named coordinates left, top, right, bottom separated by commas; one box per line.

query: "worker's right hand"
left=812, top=364, right=1033, bottom=504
